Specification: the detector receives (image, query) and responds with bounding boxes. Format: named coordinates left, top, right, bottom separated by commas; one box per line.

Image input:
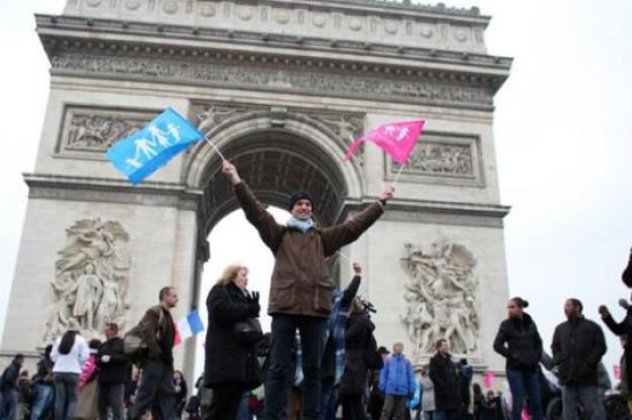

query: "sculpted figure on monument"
left=401, top=241, right=479, bottom=355
left=43, top=219, right=131, bottom=341
left=196, top=105, right=239, bottom=133
left=72, top=263, right=103, bottom=331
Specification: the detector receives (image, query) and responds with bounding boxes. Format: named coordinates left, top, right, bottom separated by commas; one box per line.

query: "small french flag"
left=174, top=310, right=205, bottom=346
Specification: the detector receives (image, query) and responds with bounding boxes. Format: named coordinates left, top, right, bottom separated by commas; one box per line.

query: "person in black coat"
left=599, top=297, right=632, bottom=402
left=492, top=297, right=543, bottom=420
left=429, top=339, right=460, bottom=420
left=552, top=298, right=607, bottom=420
left=97, top=323, right=129, bottom=420
left=204, top=264, right=261, bottom=420
left=338, top=298, right=381, bottom=420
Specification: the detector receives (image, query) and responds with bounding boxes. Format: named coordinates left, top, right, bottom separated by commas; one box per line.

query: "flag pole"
left=391, top=162, right=406, bottom=187
left=204, top=134, right=227, bottom=162
left=337, top=250, right=353, bottom=262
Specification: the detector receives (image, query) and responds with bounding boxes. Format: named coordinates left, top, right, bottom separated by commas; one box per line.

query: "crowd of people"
left=1, top=159, right=632, bottom=420
left=0, top=288, right=190, bottom=420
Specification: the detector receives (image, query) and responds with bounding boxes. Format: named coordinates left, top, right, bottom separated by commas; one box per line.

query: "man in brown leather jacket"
left=222, top=161, right=394, bottom=420
left=130, top=286, right=179, bottom=420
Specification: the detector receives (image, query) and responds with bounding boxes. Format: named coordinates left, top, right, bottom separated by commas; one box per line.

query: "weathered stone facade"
left=3, top=0, right=512, bottom=377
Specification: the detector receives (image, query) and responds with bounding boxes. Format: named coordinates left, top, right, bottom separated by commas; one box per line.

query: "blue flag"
left=106, top=108, right=204, bottom=184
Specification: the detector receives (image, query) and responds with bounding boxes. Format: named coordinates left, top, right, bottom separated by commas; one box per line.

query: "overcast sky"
left=1, top=0, right=631, bottom=381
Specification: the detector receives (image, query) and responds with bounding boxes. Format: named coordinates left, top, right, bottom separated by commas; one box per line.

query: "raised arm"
left=341, top=262, right=362, bottom=306
left=599, top=304, right=628, bottom=336
left=321, top=186, right=394, bottom=256
left=222, top=161, right=284, bottom=252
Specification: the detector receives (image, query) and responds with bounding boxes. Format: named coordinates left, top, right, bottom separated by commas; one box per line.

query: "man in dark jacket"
left=130, top=286, right=179, bottom=420
left=0, top=353, right=24, bottom=420
left=222, top=161, right=393, bottom=420
left=458, top=359, right=473, bottom=419
left=30, top=345, right=54, bottom=420
left=551, top=298, right=607, bottom=420
left=97, top=322, right=129, bottom=420
left=429, top=339, right=460, bottom=420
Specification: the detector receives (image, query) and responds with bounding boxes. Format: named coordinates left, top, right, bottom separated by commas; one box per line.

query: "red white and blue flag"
left=174, top=310, right=205, bottom=346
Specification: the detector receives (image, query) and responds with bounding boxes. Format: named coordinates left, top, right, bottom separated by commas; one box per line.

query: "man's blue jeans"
left=264, top=314, right=327, bottom=420
left=30, top=383, right=54, bottom=420
left=506, top=369, right=543, bottom=420
left=434, top=410, right=459, bottom=420
left=0, top=389, right=18, bottom=420
left=561, top=385, right=605, bottom=420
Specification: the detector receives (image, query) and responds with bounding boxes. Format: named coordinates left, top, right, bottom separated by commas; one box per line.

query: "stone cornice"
left=37, top=15, right=510, bottom=110
left=37, top=14, right=511, bottom=73
left=24, top=173, right=203, bottom=210
left=297, top=0, right=486, bottom=19
left=58, top=0, right=497, bottom=55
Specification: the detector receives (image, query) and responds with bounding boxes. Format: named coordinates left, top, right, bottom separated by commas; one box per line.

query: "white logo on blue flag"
left=106, top=108, right=204, bottom=184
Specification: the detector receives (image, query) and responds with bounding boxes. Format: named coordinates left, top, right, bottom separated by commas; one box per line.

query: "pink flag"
left=614, top=364, right=621, bottom=380
left=345, top=119, right=425, bottom=164
left=483, top=371, right=495, bottom=389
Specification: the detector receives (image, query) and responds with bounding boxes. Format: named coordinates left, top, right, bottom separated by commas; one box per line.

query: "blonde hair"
left=217, top=265, right=248, bottom=285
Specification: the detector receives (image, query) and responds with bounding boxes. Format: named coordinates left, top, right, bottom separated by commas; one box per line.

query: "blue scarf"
left=287, top=217, right=313, bottom=233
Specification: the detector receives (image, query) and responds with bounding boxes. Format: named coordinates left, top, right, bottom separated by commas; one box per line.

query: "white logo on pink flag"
left=344, top=119, right=425, bottom=164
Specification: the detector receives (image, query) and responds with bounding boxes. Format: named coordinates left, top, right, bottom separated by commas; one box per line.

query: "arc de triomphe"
left=2, top=0, right=512, bottom=379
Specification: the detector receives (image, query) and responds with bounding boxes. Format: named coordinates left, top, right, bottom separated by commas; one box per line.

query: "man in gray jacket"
left=551, top=298, right=607, bottom=420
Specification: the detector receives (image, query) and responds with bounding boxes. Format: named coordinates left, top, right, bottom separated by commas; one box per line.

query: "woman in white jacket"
left=51, top=330, right=89, bottom=420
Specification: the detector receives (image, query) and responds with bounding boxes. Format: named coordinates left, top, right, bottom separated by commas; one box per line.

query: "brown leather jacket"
left=138, top=305, right=173, bottom=361
left=234, top=182, right=384, bottom=317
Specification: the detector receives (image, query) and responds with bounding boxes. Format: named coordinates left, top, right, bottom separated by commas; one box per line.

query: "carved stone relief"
left=406, top=142, right=474, bottom=177
left=59, top=106, right=155, bottom=155
left=401, top=242, right=479, bottom=357
left=43, top=218, right=131, bottom=341
left=388, top=134, right=482, bottom=186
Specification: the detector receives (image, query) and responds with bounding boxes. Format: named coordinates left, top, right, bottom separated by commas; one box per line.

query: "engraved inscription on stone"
left=59, top=106, right=155, bottom=155
left=401, top=242, right=479, bottom=358
left=43, top=218, right=131, bottom=341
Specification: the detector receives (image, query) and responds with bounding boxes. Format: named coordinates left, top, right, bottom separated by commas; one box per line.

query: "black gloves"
left=246, top=291, right=260, bottom=317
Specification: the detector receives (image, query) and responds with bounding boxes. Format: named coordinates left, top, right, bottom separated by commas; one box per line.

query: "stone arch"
left=184, top=110, right=365, bottom=235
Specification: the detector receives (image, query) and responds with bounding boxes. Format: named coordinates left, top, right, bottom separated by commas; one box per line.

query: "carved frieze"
left=51, top=52, right=493, bottom=109
left=401, top=241, right=480, bottom=358
left=387, top=133, right=483, bottom=186
left=58, top=106, right=156, bottom=156
left=43, top=218, right=131, bottom=341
